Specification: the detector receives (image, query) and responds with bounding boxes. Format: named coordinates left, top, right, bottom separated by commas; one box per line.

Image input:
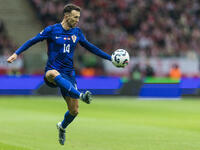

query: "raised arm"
left=7, top=26, right=52, bottom=63
left=78, top=29, right=111, bottom=61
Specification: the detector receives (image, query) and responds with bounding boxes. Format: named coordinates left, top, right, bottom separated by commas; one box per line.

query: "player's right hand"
left=7, top=53, right=18, bottom=63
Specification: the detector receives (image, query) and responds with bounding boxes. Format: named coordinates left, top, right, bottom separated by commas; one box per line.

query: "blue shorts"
left=44, top=73, right=77, bottom=98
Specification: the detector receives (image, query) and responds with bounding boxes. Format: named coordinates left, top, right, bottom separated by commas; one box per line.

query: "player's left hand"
left=7, top=53, right=18, bottom=63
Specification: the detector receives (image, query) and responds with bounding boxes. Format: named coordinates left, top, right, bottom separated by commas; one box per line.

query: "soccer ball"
left=111, top=49, right=130, bottom=67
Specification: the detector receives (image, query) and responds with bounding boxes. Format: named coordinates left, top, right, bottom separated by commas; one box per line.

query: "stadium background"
left=0, top=1, right=200, bottom=150
left=0, top=0, right=200, bottom=97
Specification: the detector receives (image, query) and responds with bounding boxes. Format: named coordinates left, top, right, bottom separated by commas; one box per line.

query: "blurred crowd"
left=28, top=0, right=200, bottom=77
left=30, top=0, right=200, bottom=59
left=0, top=19, right=22, bottom=75
left=0, top=19, right=16, bottom=57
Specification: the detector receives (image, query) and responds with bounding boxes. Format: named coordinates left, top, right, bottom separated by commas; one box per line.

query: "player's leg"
left=45, top=70, right=92, bottom=104
left=57, top=96, right=78, bottom=145
left=62, top=96, right=79, bottom=128
left=45, top=70, right=81, bottom=99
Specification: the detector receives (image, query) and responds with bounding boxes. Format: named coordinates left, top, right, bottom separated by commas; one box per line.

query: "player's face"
left=66, top=10, right=80, bottom=28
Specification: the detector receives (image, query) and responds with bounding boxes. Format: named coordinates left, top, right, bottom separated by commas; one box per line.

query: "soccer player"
left=7, top=4, right=114, bottom=145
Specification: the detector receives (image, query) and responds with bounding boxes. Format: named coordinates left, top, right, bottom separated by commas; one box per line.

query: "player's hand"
left=7, top=53, right=18, bottom=63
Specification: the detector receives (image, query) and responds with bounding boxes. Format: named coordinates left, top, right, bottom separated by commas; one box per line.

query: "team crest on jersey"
left=71, top=35, right=77, bottom=43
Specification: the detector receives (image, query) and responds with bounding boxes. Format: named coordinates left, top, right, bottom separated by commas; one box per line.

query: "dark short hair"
left=63, top=4, right=81, bottom=14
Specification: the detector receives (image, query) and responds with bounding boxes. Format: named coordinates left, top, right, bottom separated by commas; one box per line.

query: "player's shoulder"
left=44, top=23, right=61, bottom=31
left=48, top=23, right=60, bottom=31
left=73, top=27, right=84, bottom=35
left=74, top=27, right=82, bottom=32
left=52, top=23, right=62, bottom=28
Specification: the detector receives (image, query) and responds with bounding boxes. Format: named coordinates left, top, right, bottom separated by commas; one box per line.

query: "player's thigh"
left=64, top=96, right=79, bottom=115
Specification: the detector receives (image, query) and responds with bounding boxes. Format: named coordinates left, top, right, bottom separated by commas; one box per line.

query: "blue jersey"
left=15, top=23, right=111, bottom=74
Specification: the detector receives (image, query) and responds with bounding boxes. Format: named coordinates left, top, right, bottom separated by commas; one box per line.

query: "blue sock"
left=54, top=75, right=81, bottom=99
left=61, top=111, right=76, bottom=129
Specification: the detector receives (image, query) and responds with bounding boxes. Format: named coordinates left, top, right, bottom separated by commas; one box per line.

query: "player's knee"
left=45, top=70, right=60, bottom=81
left=69, top=109, right=79, bottom=116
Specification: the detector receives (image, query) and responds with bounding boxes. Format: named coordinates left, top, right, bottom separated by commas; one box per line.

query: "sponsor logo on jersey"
left=55, top=36, right=61, bottom=39
left=71, top=35, right=77, bottom=43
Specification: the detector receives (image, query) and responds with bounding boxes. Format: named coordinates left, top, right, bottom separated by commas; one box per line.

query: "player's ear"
left=63, top=13, right=70, bottom=19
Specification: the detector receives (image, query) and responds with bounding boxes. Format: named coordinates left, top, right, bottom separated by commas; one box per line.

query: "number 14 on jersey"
left=63, top=44, right=70, bottom=53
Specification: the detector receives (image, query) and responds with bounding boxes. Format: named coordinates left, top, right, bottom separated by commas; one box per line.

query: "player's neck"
left=61, top=21, right=70, bottom=31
